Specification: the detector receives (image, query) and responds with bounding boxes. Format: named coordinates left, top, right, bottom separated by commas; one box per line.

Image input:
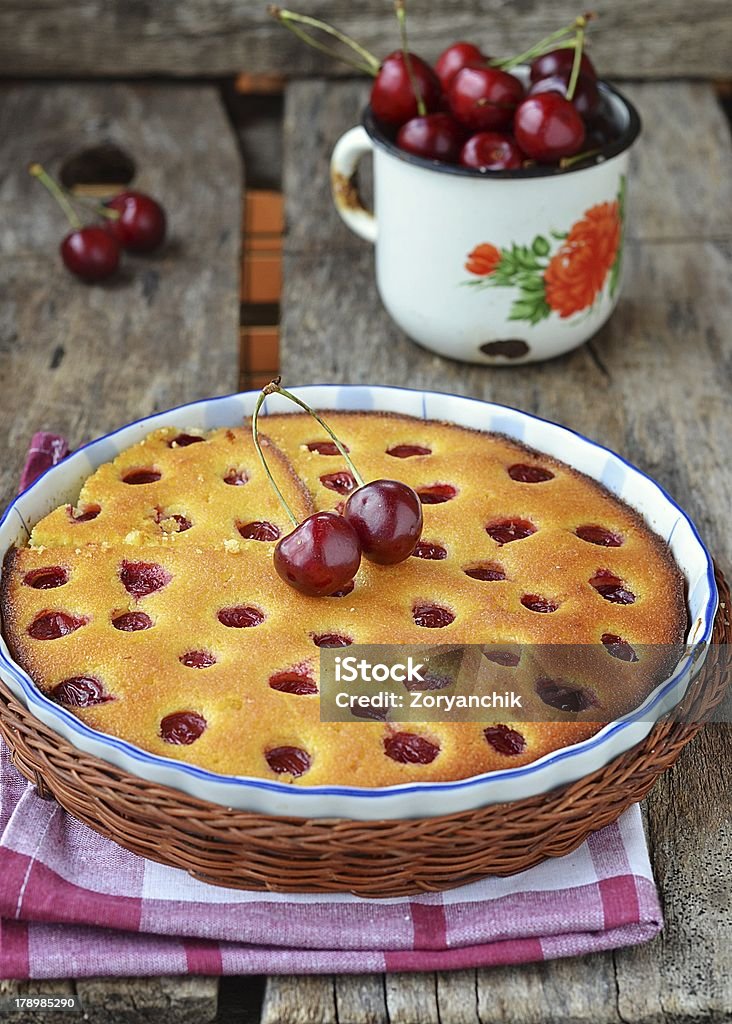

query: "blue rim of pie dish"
left=0, top=386, right=718, bottom=800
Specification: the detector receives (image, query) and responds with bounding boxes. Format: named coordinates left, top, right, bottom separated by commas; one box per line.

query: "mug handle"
left=330, top=126, right=377, bottom=244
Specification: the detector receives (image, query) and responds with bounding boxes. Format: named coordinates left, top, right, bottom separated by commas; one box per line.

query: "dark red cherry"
left=530, top=47, right=597, bottom=84
left=370, top=51, right=441, bottom=125
left=508, top=463, right=554, bottom=483
left=464, top=563, right=506, bottom=581
left=576, top=525, right=623, bottom=547
left=417, top=483, right=457, bottom=505
left=484, top=724, right=526, bottom=755
left=384, top=731, right=440, bottom=764
left=351, top=700, right=389, bottom=722
left=60, top=226, right=119, bottom=282
left=344, top=479, right=423, bottom=564
left=68, top=503, right=101, bottom=522
left=521, top=594, right=559, bottom=613
left=223, top=468, right=249, bottom=486
left=483, top=650, right=521, bottom=667
left=28, top=611, right=86, bottom=640
left=238, top=520, right=280, bottom=541
left=386, top=444, right=431, bottom=458
left=269, top=669, right=318, bottom=695
left=274, top=511, right=361, bottom=596
left=155, top=509, right=191, bottom=533
left=460, top=131, right=524, bottom=171
left=312, top=633, right=353, bottom=647
left=397, top=113, right=464, bottom=162
left=327, top=581, right=355, bottom=598
left=119, top=560, right=171, bottom=598
left=180, top=650, right=217, bottom=668
left=123, top=468, right=161, bottom=485
left=112, top=611, right=153, bottom=631
left=536, top=678, right=596, bottom=713
left=265, top=745, right=311, bottom=777
left=104, top=191, right=166, bottom=252
left=486, top=519, right=536, bottom=545
left=50, top=676, right=112, bottom=707
left=169, top=433, right=205, bottom=448
left=435, top=41, right=487, bottom=91
left=160, top=711, right=206, bottom=745
left=24, top=566, right=69, bottom=590
left=413, top=603, right=455, bottom=628
left=217, top=605, right=265, bottom=628
left=590, top=570, right=636, bottom=605
left=529, top=71, right=600, bottom=119
left=412, top=541, right=447, bottom=560
left=514, top=93, right=586, bottom=163
left=448, top=66, right=524, bottom=131
left=307, top=440, right=349, bottom=455
left=601, top=633, right=639, bottom=663
left=320, top=471, right=356, bottom=495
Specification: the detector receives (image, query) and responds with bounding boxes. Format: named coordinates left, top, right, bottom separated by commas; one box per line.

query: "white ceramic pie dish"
left=0, top=386, right=717, bottom=820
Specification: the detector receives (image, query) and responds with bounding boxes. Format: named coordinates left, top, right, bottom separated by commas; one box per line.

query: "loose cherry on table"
left=30, top=163, right=121, bottom=282
left=104, top=191, right=167, bottom=252
left=514, top=92, right=586, bottom=163
left=460, top=131, right=524, bottom=171
left=448, top=66, right=524, bottom=131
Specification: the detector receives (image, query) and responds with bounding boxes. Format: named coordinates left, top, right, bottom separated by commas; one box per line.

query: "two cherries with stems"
left=252, top=380, right=423, bottom=596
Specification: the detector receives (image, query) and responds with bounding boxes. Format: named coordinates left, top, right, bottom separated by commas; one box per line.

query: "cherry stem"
left=566, top=15, right=588, bottom=100
left=251, top=383, right=300, bottom=529
left=394, top=0, right=426, bottom=117
left=269, top=7, right=380, bottom=77
left=28, top=163, right=81, bottom=230
left=491, top=13, right=593, bottom=71
left=266, top=379, right=366, bottom=488
left=560, top=146, right=601, bottom=168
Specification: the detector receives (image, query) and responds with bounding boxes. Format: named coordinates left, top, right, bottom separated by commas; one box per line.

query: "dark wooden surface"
left=0, top=81, right=241, bottom=1024
left=1, top=0, right=732, bottom=79
left=264, top=76, right=732, bottom=1024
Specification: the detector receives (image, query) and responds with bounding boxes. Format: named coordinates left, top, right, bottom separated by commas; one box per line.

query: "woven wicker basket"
left=0, top=566, right=728, bottom=898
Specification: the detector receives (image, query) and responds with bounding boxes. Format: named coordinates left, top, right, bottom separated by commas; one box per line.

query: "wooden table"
left=1, top=74, right=731, bottom=1023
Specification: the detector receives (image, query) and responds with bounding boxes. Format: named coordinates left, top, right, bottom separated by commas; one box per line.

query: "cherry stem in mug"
left=394, top=0, right=426, bottom=117
left=28, top=162, right=82, bottom=229
left=491, top=12, right=594, bottom=72
left=566, top=14, right=589, bottom=100
left=268, top=6, right=380, bottom=76
left=251, top=383, right=300, bottom=528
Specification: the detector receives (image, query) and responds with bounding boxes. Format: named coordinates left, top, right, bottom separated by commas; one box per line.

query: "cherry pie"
left=1, top=413, right=687, bottom=786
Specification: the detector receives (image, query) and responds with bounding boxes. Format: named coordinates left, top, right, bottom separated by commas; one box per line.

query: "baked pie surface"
left=1, top=413, right=687, bottom=787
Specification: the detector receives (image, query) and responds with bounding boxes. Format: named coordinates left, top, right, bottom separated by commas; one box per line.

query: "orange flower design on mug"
left=463, top=177, right=625, bottom=326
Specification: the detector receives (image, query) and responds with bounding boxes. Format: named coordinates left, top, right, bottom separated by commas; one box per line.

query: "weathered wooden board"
left=0, top=81, right=242, bottom=1024
left=267, top=76, right=732, bottom=1024
left=0, top=82, right=242, bottom=512
left=1, top=0, right=731, bottom=78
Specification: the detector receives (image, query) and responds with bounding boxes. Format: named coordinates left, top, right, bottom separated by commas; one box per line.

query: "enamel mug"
left=330, top=79, right=641, bottom=365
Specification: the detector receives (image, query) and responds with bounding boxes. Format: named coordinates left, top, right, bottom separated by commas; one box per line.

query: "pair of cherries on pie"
left=253, top=381, right=423, bottom=596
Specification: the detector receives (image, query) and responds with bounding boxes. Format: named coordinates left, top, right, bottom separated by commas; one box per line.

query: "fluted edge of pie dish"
left=0, top=386, right=717, bottom=821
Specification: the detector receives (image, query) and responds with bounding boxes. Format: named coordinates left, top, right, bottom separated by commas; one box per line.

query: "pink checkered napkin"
left=0, top=435, right=664, bottom=979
